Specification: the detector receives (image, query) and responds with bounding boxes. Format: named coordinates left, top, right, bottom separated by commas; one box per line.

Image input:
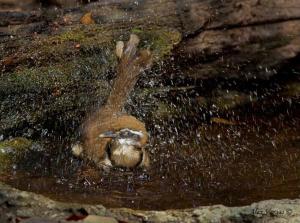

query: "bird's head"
left=99, top=128, right=150, bottom=169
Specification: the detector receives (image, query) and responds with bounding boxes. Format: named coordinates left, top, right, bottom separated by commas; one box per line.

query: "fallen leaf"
left=211, top=117, right=237, bottom=125
left=80, top=12, right=95, bottom=25
left=2, top=55, right=18, bottom=66
left=52, top=87, right=61, bottom=96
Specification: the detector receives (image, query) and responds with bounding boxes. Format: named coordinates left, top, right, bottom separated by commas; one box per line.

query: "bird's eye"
left=119, top=131, right=128, bottom=137
left=132, top=134, right=141, bottom=140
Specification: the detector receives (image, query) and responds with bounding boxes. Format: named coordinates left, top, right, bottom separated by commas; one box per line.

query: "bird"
left=72, top=34, right=152, bottom=170
left=99, top=127, right=150, bottom=168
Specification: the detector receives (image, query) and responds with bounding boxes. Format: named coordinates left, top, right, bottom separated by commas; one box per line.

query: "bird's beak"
left=98, top=131, right=117, bottom=138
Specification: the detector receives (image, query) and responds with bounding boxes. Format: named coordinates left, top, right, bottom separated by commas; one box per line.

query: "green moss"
left=2, top=25, right=180, bottom=76
left=2, top=25, right=116, bottom=72
left=48, top=25, right=113, bottom=45
left=131, top=27, right=181, bottom=59
left=0, top=137, right=32, bottom=150
left=1, top=26, right=179, bottom=96
left=131, top=27, right=143, bottom=34
left=53, top=30, right=86, bottom=42
left=0, top=66, right=67, bottom=94
left=211, top=90, right=256, bottom=110
left=156, top=102, right=174, bottom=118
left=0, top=53, right=114, bottom=95
left=0, top=24, right=181, bottom=134
left=0, top=137, right=33, bottom=171
left=284, top=81, right=300, bottom=97
left=53, top=25, right=182, bottom=59
left=0, top=52, right=114, bottom=132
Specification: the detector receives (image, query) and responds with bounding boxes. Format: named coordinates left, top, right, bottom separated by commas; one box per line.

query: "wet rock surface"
left=0, top=0, right=300, bottom=222
left=0, top=0, right=299, bottom=137
left=0, top=137, right=33, bottom=171
left=1, top=182, right=300, bottom=222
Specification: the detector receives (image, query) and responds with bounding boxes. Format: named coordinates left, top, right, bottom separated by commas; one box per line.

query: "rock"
left=1, top=0, right=299, bottom=82
left=0, top=182, right=108, bottom=220
left=1, top=181, right=300, bottom=222
left=0, top=0, right=38, bottom=11
left=22, top=217, right=59, bottom=223
left=192, top=205, right=231, bottom=223
left=179, top=0, right=300, bottom=35
left=176, top=1, right=300, bottom=80
left=82, top=215, right=118, bottom=223
left=42, top=0, right=80, bottom=8
left=178, top=29, right=300, bottom=80
left=210, top=90, right=256, bottom=111
left=0, top=22, right=180, bottom=137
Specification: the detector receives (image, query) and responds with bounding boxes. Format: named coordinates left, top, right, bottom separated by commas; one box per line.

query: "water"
left=1, top=0, right=300, bottom=212
left=1, top=100, right=299, bottom=210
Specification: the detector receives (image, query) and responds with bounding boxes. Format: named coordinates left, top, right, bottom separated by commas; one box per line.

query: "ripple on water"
left=1, top=107, right=300, bottom=210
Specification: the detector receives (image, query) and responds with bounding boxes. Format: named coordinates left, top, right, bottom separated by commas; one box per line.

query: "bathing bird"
left=72, top=34, right=152, bottom=170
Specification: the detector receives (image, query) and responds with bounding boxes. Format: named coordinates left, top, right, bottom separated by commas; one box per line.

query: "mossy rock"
left=0, top=24, right=182, bottom=136
left=0, top=137, right=33, bottom=171
left=211, top=90, right=257, bottom=111
left=131, top=27, right=181, bottom=59
left=155, top=102, right=177, bottom=119
left=283, top=81, right=300, bottom=97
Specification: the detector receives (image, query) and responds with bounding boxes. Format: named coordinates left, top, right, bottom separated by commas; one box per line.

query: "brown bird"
left=72, top=34, right=152, bottom=170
